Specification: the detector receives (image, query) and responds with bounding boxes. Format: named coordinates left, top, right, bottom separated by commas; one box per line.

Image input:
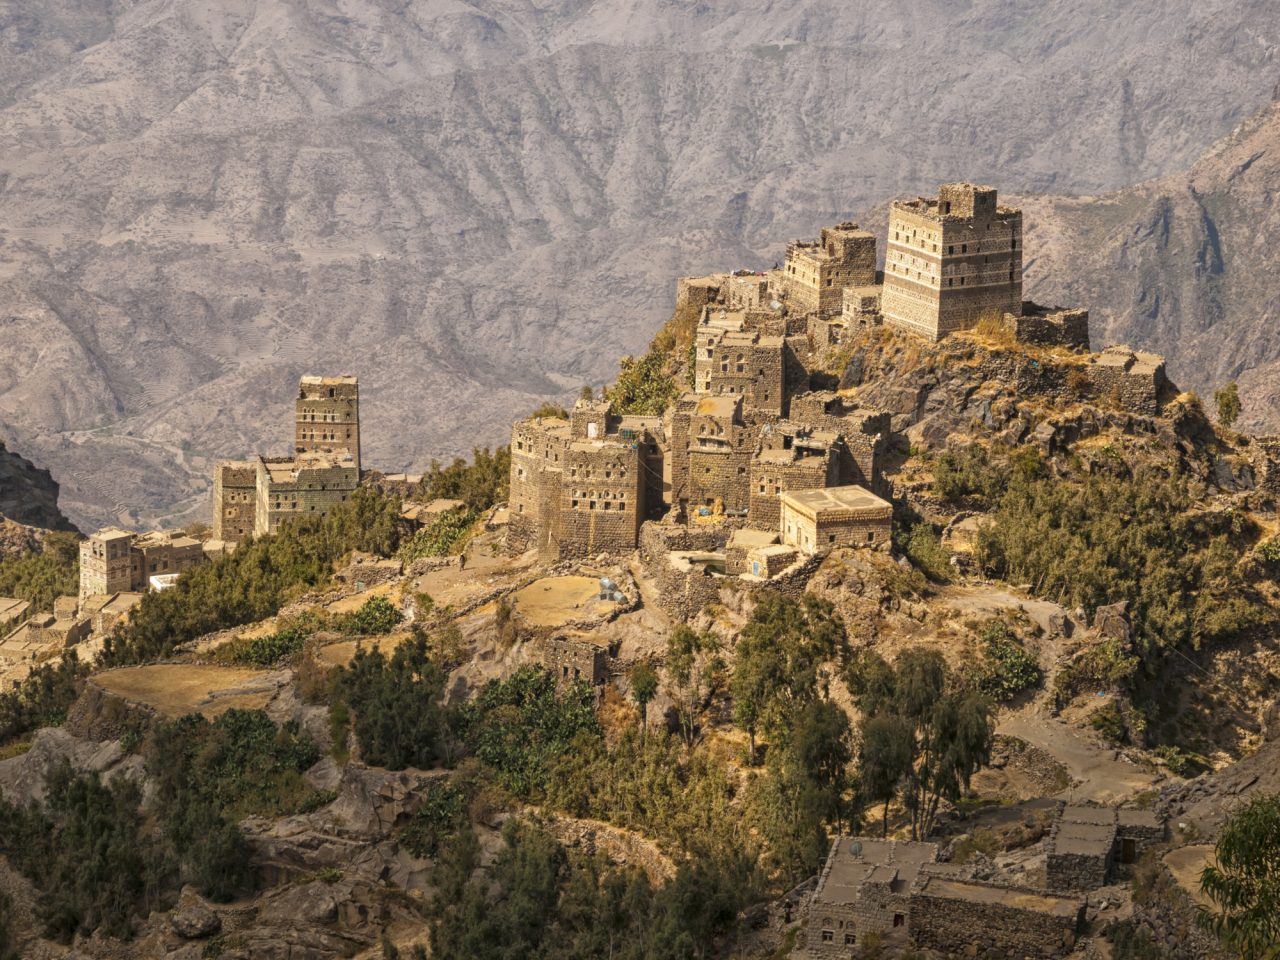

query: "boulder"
left=171, top=903, right=221, bottom=939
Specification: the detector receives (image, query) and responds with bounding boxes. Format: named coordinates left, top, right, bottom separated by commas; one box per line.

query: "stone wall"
left=748, top=448, right=835, bottom=530
left=543, top=635, right=609, bottom=686
left=295, top=375, right=361, bottom=474
left=556, top=442, right=644, bottom=557
left=908, top=879, right=1084, bottom=959
left=213, top=460, right=258, bottom=543
left=1086, top=346, right=1168, bottom=416
left=1003, top=305, right=1091, bottom=350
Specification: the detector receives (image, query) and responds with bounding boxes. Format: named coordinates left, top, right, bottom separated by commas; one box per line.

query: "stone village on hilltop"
left=5, top=183, right=1202, bottom=959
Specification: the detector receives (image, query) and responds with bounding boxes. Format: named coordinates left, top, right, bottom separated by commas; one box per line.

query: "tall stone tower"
left=880, top=183, right=1023, bottom=341
left=295, top=375, right=361, bottom=473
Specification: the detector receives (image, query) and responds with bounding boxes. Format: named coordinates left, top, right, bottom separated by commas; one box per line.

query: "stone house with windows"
left=543, top=633, right=611, bottom=687
left=778, top=222, right=878, bottom=317
left=213, top=375, right=364, bottom=545
left=1046, top=805, right=1165, bottom=892
left=780, top=486, right=893, bottom=555
left=881, top=183, right=1024, bottom=341
left=79, top=527, right=206, bottom=601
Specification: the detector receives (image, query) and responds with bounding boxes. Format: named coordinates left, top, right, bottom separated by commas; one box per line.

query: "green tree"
left=859, top=714, right=914, bottom=836
left=338, top=632, right=447, bottom=770
left=845, top=648, right=995, bottom=840
left=730, top=593, right=846, bottom=761
left=1214, top=382, right=1242, bottom=429
left=628, top=660, right=659, bottom=739
left=666, top=626, right=721, bottom=750
left=1198, top=793, right=1280, bottom=959
left=417, top=446, right=511, bottom=511
left=0, top=531, right=80, bottom=613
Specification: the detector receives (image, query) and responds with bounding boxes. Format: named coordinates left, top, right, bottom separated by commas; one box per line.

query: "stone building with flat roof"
left=79, top=528, right=206, bottom=601
left=780, top=486, right=893, bottom=554
left=881, top=183, right=1023, bottom=341
left=254, top=453, right=359, bottom=538
left=296, top=374, right=361, bottom=473
left=212, top=460, right=258, bottom=542
left=1046, top=804, right=1165, bottom=892
left=779, top=222, right=878, bottom=317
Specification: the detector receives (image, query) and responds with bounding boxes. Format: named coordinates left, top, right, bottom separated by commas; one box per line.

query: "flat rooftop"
left=729, top=529, right=780, bottom=548
left=90, top=527, right=135, bottom=542
left=0, top=598, right=30, bottom=621
left=695, top=396, right=740, bottom=419
left=300, top=374, right=357, bottom=385
left=780, top=485, right=892, bottom=516
left=816, top=838, right=939, bottom=904
left=1054, top=821, right=1115, bottom=856
left=918, top=877, right=1083, bottom=918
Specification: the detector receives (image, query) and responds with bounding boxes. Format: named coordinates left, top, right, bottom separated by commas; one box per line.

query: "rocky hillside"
left=1024, top=96, right=1280, bottom=433
left=0, top=437, right=75, bottom=540
left=1, top=0, right=1278, bottom=529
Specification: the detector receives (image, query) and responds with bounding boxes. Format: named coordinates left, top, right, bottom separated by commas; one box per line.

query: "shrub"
left=399, top=781, right=468, bottom=858
left=398, top=509, right=478, bottom=561
left=227, top=613, right=320, bottom=666
left=1089, top=702, right=1128, bottom=744
left=0, top=652, right=87, bottom=745
left=605, top=348, right=678, bottom=416
left=932, top=445, right=1007, bottom=506
left=904, top=522, right=951, bottom=582
left=972, top=621, right=1041, bottom=702
left=335, top=595, right=403, bottom=636
left=416, top=447, right=510, bottom=512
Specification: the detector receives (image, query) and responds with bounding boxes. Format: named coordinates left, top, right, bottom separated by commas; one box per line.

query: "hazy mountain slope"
left=0, top=438, right=75, bottom=534
left=1025, top=98, right=1280, bottom=432
left=0, top=0, right=1277, bottom=529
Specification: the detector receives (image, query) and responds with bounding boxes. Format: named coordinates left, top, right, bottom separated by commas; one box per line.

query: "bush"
left=398, top=510, right=478, bottom=561
left=399, top=781, right=468, bottom=858
left=932, top=445, right=1007, bottom=506
left=904, top=522, right=951, bottom=582
left=416, top=447, right=510, bottom=512
left=1089, top=702, right=1128, bottom=744
left=227, top=613, right=320, bottom=666
left=335, top=595, right=403, bottom=635
left=972, top=621, right=1041, bottom=702
left=460, top=667, right=600, bottom=798
left=606, top=348, right=678, bottom=416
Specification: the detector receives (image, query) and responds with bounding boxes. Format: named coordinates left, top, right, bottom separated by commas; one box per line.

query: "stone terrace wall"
left=1003, top=307, right=1090, bottom=350
left=909, top=881, right=1084, bottom=959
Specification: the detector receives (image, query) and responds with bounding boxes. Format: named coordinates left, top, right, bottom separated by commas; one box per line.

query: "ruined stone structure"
left=807, top=837, right=1086, bottom=959
left=1085, top=346, right=1169, bottom=415
left=780, top=486, right=893, bottom=555
left=543, top=633, right=610, bottom=686
left=1003, top=302, right=1091, bottom=350
left=881, top=183, right=1023, bottom=341
left=213, top=375, right=364, bottom=545
left=212, top=460, right=258, bottom=542
left=296, top=374, right=361, bottom=473
left=1045, top=805, right=1165, bottom=893
left=779, top=223, right=877, bottom=317
left=79, top=528, right=205, bottom=601
left=254, top=453, right=359, bottom=538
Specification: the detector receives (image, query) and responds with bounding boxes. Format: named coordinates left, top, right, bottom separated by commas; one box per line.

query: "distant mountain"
left=1, top=0, right=1277, bottom=528
left=1024, top=97, right=1280, bottom=432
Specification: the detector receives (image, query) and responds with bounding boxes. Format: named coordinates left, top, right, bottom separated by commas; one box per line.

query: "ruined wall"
left=908, top=883, right=1084, bottom=959
left=544, top=636, right=608, bottom=685
left=1086, top=347, right=1167, bottom=416
left=1005, top=306, right=1091, bottom=350
left=781, top=225, right=877, bottom=317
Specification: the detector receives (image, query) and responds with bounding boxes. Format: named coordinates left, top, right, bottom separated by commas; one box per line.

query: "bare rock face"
left=171, top=901, right=220, bottom=940
left=0, top=440, right=75, bottom=535
left=0, top=727, right=142, bottom=806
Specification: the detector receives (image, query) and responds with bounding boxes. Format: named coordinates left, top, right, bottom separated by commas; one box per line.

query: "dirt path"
left=998, top=710, right=1157, bottom=804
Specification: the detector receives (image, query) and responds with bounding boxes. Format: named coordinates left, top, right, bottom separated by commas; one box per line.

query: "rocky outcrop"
left=0, top=727, right=143, bottom=806
left=0, top=440, right=75, bottom=537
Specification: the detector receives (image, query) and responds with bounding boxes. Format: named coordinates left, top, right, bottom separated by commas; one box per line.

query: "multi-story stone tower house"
left=296, top=375, right=361, bottom=474
left=880, top=183, right=1023, bottom=341
left=781, top=223, right=877, bottom=317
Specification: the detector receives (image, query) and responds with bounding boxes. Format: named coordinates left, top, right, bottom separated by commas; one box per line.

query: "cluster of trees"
left=102, top=490, right=407, bottom=665
left=0, top=531, right=79, bottom=612
left=0, top=651, right=87, bottom=745
left=845, top=648, right=994, bottom=841
left=0, top=708, right=325, bottom=942
left=977, top=467, right=1266, bottom=668
left=428, top=820, right=753, bottom=960
left=415, top=447, right=510, bottom=512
